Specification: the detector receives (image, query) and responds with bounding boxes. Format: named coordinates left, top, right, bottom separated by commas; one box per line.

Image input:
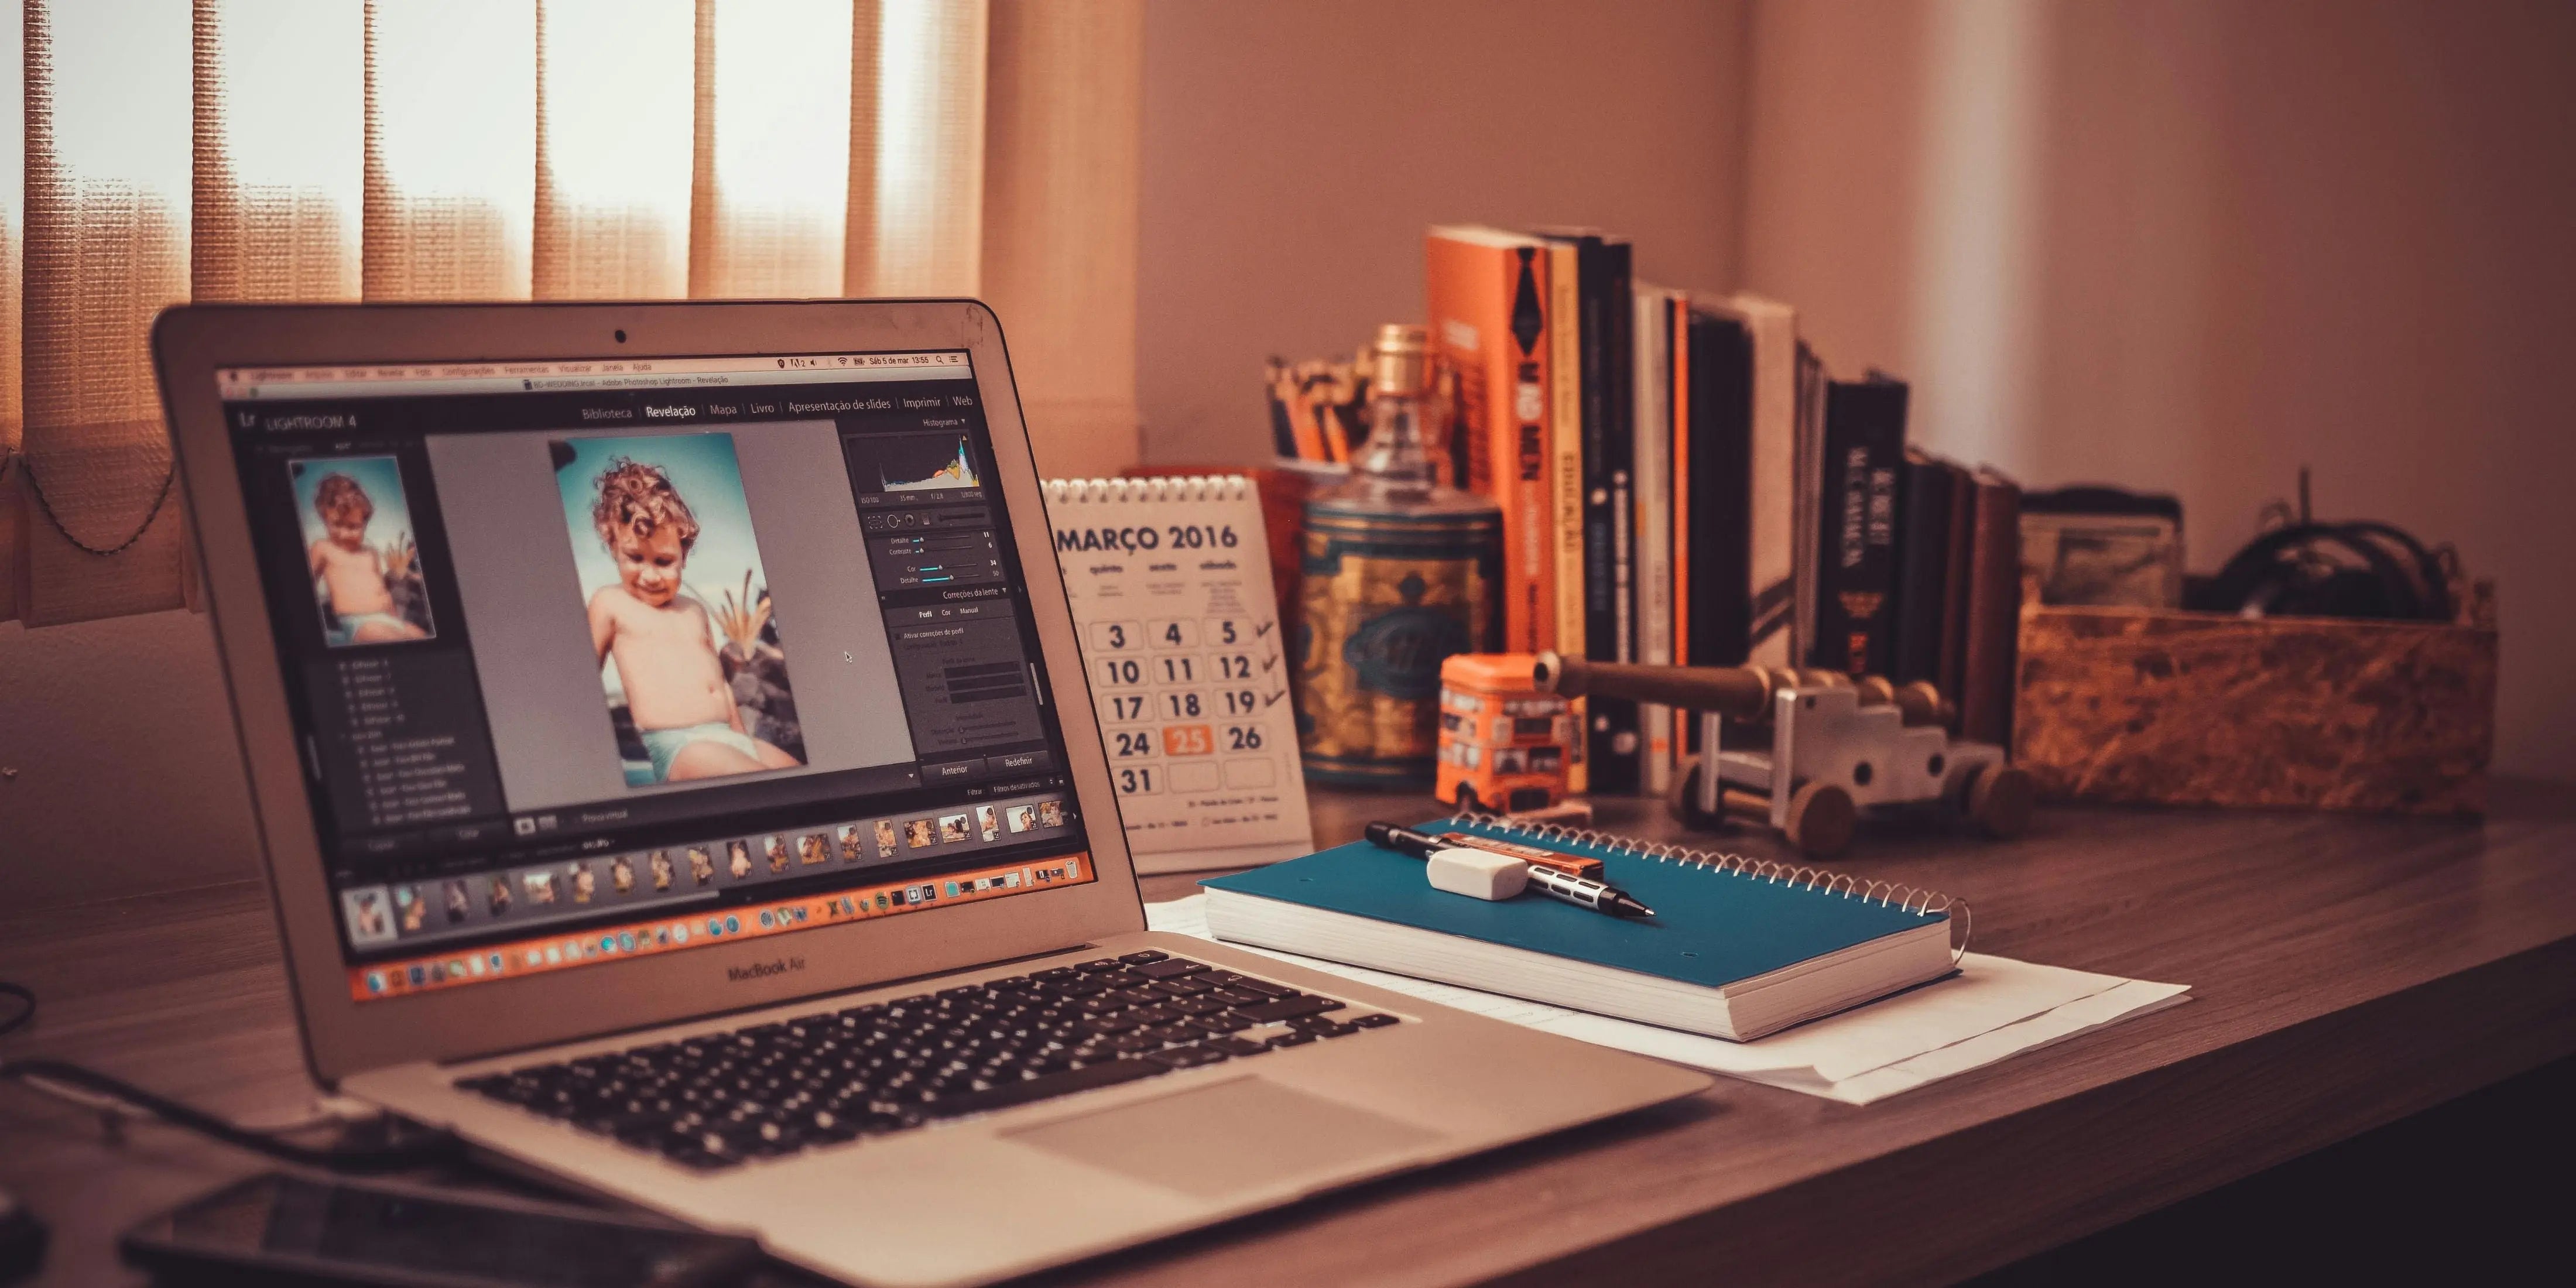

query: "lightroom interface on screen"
left=215, top=351, right=1095, bottom=1001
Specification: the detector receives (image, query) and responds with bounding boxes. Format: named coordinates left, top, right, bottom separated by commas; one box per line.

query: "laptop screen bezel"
left=155, top=299, right=1146, bottom=1084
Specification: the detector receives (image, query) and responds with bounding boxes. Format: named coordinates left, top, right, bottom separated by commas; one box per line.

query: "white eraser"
left=1426, top=847, right=1530, bottom=901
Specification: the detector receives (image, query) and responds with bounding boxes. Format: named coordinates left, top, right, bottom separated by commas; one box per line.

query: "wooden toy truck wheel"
left=1964, top=763, right=2037, bottom=840
left=1668, top=765, right=1854, bottom=858
left=1783, top=782, right=1856, bottom=858
left=1668, top=759, right=1723, bottom=831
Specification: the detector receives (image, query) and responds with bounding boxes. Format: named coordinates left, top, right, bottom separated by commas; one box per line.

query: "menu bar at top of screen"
left=217, top=351, right=972, bottom=401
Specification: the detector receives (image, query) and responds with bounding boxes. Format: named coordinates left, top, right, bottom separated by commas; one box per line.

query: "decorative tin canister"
left=1294, top=326, right=1501, bottom=785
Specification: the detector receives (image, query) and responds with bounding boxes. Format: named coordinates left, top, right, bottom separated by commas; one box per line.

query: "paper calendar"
left=1044, top=476, right=1314, bottom=873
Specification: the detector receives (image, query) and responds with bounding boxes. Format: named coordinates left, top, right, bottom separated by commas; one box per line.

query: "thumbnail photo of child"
left=938, top=813, right=971, bottom=844
left=292, top=456, right=435, bottom=648
left=836, top=824, right=865, bottom=862
left=687, top=847, right=716, bottom=886
left=610, top=855, right=636, bottom=895
left=487, top=874, right=512, bottom=916
left=650, top=851, right=675, bottom=892
left=394, top=884, right=428, bottom=933
left=553, top=434, right=805, bottom=789
left=799, top=834, right=830, bottom=866
left=975, top=806, right=999, bottom=842
left=1006, top=805, right=1036, bottom=834
left=1037, top=800, right=1065, bottom=829
left=727, top=840, right=753, bottom=879
left=903, top=819, right=935, bottom=849
left=873, top=820, right=899, bottom=858
left=342, top=888, right=393, bottom=944
left=764, top=835, right=791, bottom=873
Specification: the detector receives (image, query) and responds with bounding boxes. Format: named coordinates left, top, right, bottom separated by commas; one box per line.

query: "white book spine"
left=1632, top=287, right=1676, bottom=796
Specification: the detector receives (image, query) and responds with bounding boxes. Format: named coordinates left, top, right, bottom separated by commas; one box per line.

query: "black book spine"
left=1810, top=379, right=1909, bottom=675
left=1687, top=311, right=1753, bottom=673
left=1582, top=239, right=1639, bottom=792
left=1890, top=453, right=1953, bottom=685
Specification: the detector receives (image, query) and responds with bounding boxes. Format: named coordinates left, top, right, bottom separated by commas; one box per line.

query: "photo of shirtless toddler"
left=342, top=889, right=393, bottom=945
left=292, top=456, right=434, bottom=648
left=551, top=433, right=807, bottom=787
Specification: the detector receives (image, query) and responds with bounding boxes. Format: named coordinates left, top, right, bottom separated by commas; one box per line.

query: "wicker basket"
left=2012, top=584, right=2498, bottom=817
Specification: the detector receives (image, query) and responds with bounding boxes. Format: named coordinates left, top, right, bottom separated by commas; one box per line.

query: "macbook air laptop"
left=152, top=299, right=1709, bottom=1287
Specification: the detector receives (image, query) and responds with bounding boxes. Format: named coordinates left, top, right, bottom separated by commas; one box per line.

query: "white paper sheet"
left=1148, top=895, right=2191, bottom=1105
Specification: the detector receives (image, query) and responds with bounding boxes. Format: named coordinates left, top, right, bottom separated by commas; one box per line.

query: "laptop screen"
left=215, top=351, right=1095, bottom=1002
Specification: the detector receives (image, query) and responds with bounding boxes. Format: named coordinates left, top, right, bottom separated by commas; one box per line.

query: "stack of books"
left=1425, top=226, right=2025, bottom=793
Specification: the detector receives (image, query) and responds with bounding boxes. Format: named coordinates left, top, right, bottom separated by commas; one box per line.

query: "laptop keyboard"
left=455, top=950, right=1400, bottom=1171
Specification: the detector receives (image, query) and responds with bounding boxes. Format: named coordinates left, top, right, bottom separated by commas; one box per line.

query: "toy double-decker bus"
left=1434, top=653, right=1574, bottom=813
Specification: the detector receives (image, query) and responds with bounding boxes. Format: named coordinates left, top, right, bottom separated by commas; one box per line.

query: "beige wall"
left=6, top=0, right=2567, bottom=914
left=1743, top=0, right=2575, bottom=780
left=1136, top=0, right=1753, bottom=465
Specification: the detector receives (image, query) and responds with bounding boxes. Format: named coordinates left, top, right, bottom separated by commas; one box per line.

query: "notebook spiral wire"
left=1443, top=814, right=1973, bottom=965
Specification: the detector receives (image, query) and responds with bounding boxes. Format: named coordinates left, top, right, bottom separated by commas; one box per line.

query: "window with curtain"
left=0, top=0, right=1140, bottom=628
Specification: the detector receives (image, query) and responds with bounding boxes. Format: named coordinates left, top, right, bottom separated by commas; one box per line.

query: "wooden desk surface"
left=5, top=783, right=2574, bottom=1286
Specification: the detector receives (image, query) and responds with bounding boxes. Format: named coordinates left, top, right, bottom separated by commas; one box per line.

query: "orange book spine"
left=1426, top=231, right=1553, bottom=654
left=1545, top=241, right=1586, bottom=792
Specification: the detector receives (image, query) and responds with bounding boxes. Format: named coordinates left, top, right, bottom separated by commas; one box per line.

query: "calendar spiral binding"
left=1042, top=475, right=1250, bottom=505
left=1443, top=814, right=1972, bottom=965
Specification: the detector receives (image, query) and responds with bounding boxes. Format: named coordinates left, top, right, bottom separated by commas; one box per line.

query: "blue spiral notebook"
left=1200, top=818, right=1964, bottom=1040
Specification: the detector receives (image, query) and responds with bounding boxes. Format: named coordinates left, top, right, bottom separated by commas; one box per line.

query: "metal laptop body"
left=154, top=299, right=1709, bottom=1288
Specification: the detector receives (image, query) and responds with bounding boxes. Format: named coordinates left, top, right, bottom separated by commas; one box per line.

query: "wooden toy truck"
left=1527, top=652, right=2037, bottom=857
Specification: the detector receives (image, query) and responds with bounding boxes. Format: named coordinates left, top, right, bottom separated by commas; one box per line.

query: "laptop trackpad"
left=1003, top=1076, right=1444, bottom=1197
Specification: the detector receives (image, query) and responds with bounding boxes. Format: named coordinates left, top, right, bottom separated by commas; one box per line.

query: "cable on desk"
left=0, top=981, right=457, bottom=1174
left=9, top=1060, right=348, bottom=1136
left=0, top=1057, right=458, bottom=1174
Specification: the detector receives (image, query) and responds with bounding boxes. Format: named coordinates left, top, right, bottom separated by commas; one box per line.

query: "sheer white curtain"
left=539, top=0, right=693, bottom=300
left=2, top=0, right=1139, bottom=627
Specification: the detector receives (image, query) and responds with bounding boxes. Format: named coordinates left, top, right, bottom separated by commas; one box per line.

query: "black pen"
left=1364, top=823, right=1656, bottom=919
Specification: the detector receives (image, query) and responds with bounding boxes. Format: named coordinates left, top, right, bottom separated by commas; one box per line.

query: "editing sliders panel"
left=863, top=508, right=1004, bottom=591
left=883, top=600, right=1049, bottom=759
left=349, top=851, right=1094, bottom=1001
